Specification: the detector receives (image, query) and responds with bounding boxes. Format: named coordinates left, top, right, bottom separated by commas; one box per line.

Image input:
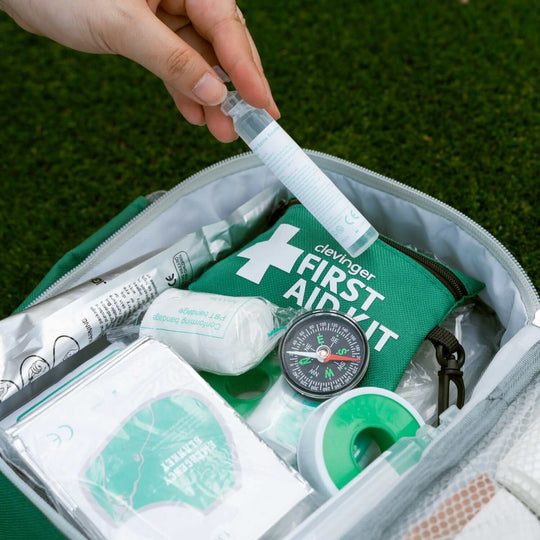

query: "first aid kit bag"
left=0, top=150, right=537, bottom=540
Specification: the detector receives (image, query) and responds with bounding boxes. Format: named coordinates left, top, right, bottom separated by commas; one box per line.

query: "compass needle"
left=324, top=354, right=363, bottom=363
left=285, top=351, right=322, bottom=359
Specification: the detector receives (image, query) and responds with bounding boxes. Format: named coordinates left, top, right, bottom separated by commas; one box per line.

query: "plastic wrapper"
left=134, top=290, right=298, bottom=375
left=0, top=186, right=286, bottom=402
left=246, top=376, right=319, bottom=466
left=395, top=301, right=503, bottom=425
left=403, top=476, right=540, bottom=540
left=495, top=411, right=540, bottom=516
left=0, top=338, right=316, bottom=540
left=0, top=341, right=124, bottom=430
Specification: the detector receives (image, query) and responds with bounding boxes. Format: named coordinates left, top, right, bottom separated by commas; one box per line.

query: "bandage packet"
left=139, top=290, right=299, bottom=375
left=1, top=338, right=315, bottom=540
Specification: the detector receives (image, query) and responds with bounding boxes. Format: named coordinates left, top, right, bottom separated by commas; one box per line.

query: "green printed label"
left=142, top=293, right=251, bottom=340
left=84, top=394, right=235, bottom=522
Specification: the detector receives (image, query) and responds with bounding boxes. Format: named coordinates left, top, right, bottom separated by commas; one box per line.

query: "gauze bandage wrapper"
left=1, top=338, right=314, bottom=540
left=496, top=412, right=540, bottom=515
left=139, top=290, right=297, bottom=375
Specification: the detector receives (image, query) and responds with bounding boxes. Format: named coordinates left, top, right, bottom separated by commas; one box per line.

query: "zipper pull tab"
left=426, top=326, right=466, bottom=425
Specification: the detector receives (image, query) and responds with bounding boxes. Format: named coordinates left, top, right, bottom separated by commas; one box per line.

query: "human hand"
left=0, top=0, right=279, bottom=141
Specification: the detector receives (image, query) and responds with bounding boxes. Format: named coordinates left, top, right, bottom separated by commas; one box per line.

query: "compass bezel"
left=278, top=309, right=370, bottom=400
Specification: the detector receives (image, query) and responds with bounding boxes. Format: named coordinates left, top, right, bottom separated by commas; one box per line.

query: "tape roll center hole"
left=352, top=427, right=394, bottom=471
left=225, top=369, right=270, bottom=400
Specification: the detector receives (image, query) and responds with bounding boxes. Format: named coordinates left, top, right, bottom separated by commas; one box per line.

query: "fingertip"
left=266, top=99, right=281, bottom=120
left=169, top=91, right=206, bottom=126
left=204, top=105, right=239, bottom=143
left=184, top=109, right=207, bottom=126
left=212, top=130, right=240, bottom=143
left=192, top=72, right=228, bottom=106
left=210, top=126, right=239, bottom=143
left=230, top=59, right=269, bottom=109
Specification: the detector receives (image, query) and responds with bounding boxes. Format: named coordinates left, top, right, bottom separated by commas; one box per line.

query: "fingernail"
left=192, top=73, right=227, bottom=106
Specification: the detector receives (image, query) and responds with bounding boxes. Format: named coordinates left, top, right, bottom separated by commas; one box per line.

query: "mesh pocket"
left=387, top=376, right=540, bottom=539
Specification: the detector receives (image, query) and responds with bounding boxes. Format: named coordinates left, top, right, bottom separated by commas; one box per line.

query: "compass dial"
left=279, top=310, right=369, bottom=399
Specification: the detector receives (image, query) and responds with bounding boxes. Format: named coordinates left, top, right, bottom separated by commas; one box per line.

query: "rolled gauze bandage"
left=495, top=413, right=540, bottom=515
left=140, top=290, right=285, bottom=375
left=297, top=387, right=423, bottom=497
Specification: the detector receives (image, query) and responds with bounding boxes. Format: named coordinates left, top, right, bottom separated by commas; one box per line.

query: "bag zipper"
left=380, top=236, right=468, bottom=301
left=377, top=235, right=468, bottom=422
left=27, top=151, right=539, bottom=319
left=26, top=153, right=261, bottom=307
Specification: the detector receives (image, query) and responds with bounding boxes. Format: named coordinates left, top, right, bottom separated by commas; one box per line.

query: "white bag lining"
left=75, top=166, right=278, bottom=282
left=78, top=164, right=527, bottom=345
left=329, top=171, right=528, bottom=342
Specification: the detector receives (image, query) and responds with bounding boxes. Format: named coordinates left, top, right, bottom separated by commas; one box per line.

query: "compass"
left=279, top=310, right=370, bottom=400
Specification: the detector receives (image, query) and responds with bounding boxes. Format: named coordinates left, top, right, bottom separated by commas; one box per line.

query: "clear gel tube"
left=221, top=92, right=378, bottom=256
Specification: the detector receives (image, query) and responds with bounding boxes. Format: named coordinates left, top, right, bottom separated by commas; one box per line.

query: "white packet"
left=246, top=376, right=318, bottom=466
left=1, top=338, right=315, bottom=539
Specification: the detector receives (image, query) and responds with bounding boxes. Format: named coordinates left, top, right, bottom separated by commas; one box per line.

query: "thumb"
left=113, top=8, right=227, bottom=106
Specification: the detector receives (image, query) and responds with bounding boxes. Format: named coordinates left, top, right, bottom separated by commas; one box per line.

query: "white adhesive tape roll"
left=297, top=387, right=423, bottom=497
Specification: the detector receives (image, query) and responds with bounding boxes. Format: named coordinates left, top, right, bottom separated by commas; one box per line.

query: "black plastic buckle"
left=427, top=326, right=466, bottom=425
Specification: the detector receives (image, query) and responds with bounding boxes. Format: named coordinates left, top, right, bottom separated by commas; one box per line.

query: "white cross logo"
left=236, top=224, right=304, bottom=284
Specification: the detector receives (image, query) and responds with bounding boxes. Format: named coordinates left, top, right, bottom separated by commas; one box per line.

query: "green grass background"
left=0, top=0, right=538, bottom=319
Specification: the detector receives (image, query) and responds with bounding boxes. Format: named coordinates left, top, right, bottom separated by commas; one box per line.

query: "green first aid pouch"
left=190, top=202, right=485, bottom=391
